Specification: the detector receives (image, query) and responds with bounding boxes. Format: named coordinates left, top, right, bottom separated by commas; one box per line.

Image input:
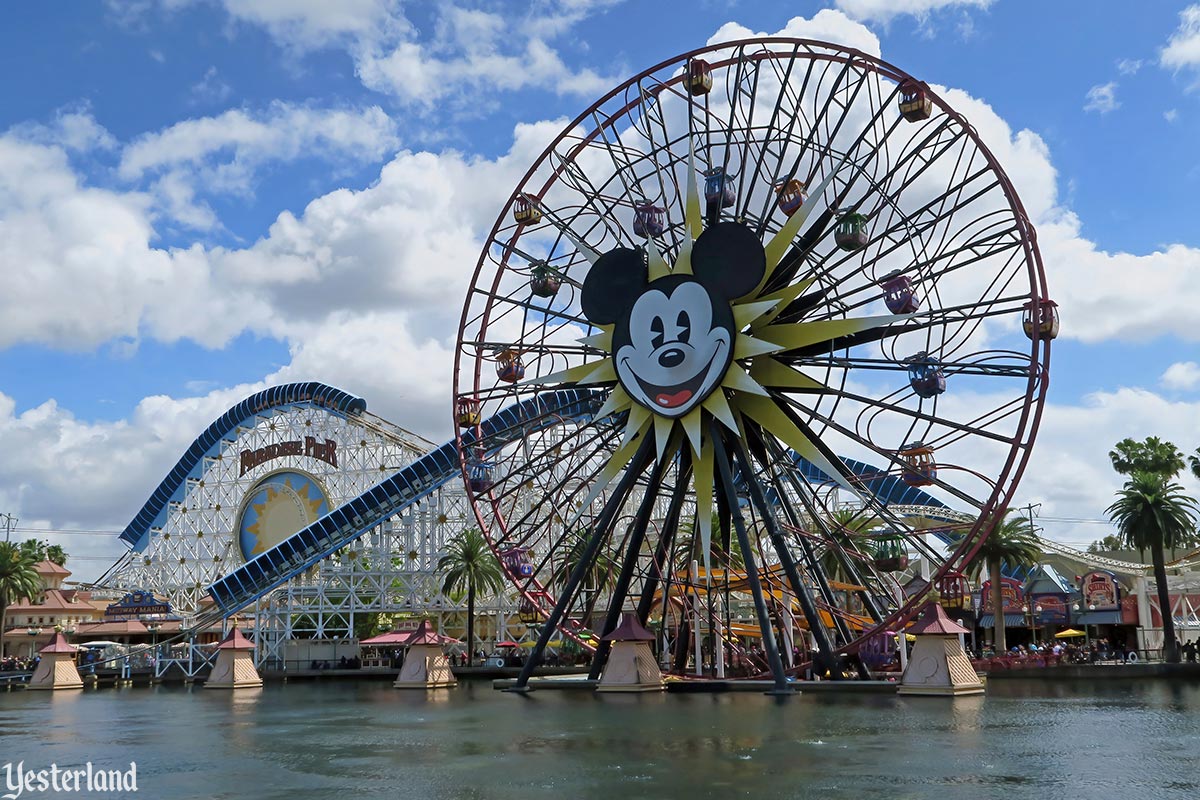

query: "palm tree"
left=1109, top=436, right=1184, bottom=478
left=554, top=528, right=619, bottom=593
left=1189, top=447, right=1200, bottom=482
left=1106, top=472, right=1199, bottom=663
left=818, top=507, right=882, bottom=584
left=0, top=542, right=44, bottom=659
left=958, top=511, right=1041, bottom=654
left=675, top=512, right=744, bottom=571
left=437, top=528, right=505, bottom=667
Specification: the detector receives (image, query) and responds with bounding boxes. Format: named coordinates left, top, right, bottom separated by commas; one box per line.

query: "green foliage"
left=1106, top=472, right=1199, bottom=557
left=1108, top=436, right=1185, bottom=479
left=1106, top=472, right=1199, bottom=663
left=437, top=528, right=505, bottom=665
left=958, top=511, right=1042, bottom=580
left=438, top=528, right=505, bottom=599
left=1086, top=534, right=1125, bottom=554
left=819, top=506, right=882, bottom=583
left=554, top=528, right=618, bottom=591
left=1, top=542, right=45, bottom=658
left=675, top=511, right=744, bottom=570
left=15, top=539, right=68, bottom=566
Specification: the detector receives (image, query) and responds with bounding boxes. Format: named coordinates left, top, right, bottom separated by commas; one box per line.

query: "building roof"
left=909, top=601, right=970, bottom=635
left=35, top=561, right=71, bottom=576
left=6, top=588, right=100, bottom=614
left=39, top=631, right=78, bottom=654
left=216, top=626, right=256, bottom=650
left=601, top=613, right=655, bottom=642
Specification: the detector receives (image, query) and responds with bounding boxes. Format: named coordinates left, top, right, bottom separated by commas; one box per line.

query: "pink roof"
left=35, top=561, right=70, bottom=576
left=401, top=620, right=459, bottom=646
left=8, top=588, right=80, bottom=612
left=908, top=601, right=970, bottom=635
left=359, top=630, right=416, bottom=645
left=216, top=626, right=256, bottom=650
left=39, top=631, right=78, bottom=654
left=601, top=613, right=654, bottom=642
left=363, top=620, right=457, bottom=646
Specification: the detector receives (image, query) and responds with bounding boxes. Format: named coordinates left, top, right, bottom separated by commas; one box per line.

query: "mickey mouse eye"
left=676, top=310, right=691, bottom=344
left=650, top=316, right=665, bottom=349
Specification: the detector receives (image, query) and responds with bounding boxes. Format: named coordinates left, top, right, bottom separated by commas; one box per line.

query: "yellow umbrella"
left=1054, top=628, right=1086, bottom=638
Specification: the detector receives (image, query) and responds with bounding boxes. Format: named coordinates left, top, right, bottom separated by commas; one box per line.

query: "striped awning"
left=977, top=614, right=1027, bottom=628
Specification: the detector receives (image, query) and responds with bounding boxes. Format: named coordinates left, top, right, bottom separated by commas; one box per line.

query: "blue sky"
left=2, top=0, right=1200, bottom=577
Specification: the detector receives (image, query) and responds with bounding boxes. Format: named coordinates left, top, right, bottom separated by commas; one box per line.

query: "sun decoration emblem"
left=237, top=471, right=330, bottom=561
left=532, top=145, right=912, bottom=563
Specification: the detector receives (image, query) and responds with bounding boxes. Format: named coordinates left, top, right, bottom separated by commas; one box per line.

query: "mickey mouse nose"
left=658, top=348, right=685, bottom=368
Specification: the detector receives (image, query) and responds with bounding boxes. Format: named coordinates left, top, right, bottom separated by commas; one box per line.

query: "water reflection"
left=2, top=678, right=1199, bottom=799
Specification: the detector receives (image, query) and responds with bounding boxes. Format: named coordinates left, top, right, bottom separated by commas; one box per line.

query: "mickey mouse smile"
left=621, top=340, right=728, bottom=412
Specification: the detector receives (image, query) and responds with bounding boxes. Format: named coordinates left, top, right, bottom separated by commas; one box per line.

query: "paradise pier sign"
left=240, top=436, right=338, bottom=476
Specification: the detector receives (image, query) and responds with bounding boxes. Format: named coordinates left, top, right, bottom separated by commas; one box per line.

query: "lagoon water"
left=3, top=678, right=1199, bottom=800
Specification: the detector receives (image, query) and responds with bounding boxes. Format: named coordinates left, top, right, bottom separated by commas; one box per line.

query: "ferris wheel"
left=453, top=38, right=1056, bottom=684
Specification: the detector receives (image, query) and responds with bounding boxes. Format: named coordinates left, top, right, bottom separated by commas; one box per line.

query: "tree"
left=0, top=542, right=44, bottom=659
left=818, top=507, right=882, bottom=585
left=958, top=511, right=1041, bottom=654
left=1106, top=472, right=1199, bottom=663
left=15, top=539, right=68, bottom=567
left=1189, top=447, right=1200, bottom=482
left=675, top=511, right=744, bottom=571
left=1086, top=534, right=1125, bottom=554
left=437, top=528, right=505, bottom=667
left=1109, top=437, right=1184, bottom=479
left=554, top=528, right=618, bottom=593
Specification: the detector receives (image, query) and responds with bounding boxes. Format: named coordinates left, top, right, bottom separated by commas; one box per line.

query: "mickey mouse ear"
left=692, top=222, right=766, bottom=301
left=581, top=247, right=648, bottom=325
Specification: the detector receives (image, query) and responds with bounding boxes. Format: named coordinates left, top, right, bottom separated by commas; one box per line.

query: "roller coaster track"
left=188, top=389, right=603, bottom=634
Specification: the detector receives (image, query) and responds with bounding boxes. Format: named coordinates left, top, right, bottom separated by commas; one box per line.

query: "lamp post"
left=26, top=626, right=42, bottom=660
left=1021, top=604, right=1044, bottom=647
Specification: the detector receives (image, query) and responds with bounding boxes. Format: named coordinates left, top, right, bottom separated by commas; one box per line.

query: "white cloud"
left=1162, top=5, right=1200, bottom=71
left=189, top=66, right=232, bottom=105
left=1161, top=361, right=1200, bottom=391
left=116, top=103, right=400, bottom=227
left=833, top=0, right=993, bottom=24
left=213, top=0, right=405, bottom=50
left=1084, top=81, right=1119, bottom=113
left=1165, top=108, right=1179, bottom=122
left=1116, top=57, right=1142, bottom=75
left=119, top=103, right=398, bottom=184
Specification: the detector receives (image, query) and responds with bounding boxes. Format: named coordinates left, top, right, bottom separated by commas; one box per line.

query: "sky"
left=3, top=0, right=1200, bottom=581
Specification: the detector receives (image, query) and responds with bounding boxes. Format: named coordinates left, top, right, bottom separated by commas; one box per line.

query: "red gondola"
left=898, top=79, right=932, bottom=122
left=529, top=262, right=561, bottom=298
left=686, top=59, right=713, bottom=96
left=633, top=202, right=665, bottom=237
left=879, top=269, right=920, bottom=314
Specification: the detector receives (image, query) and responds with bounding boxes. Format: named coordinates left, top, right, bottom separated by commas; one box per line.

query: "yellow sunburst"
left=533, top=146, right=911, bottom=567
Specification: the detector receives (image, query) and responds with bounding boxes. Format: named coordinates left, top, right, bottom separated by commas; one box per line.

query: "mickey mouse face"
left=581, top=222, right=766, bottom=418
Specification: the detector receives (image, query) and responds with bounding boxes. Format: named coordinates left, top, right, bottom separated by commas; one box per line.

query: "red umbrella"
left=495, top=641, right=522, bottom=648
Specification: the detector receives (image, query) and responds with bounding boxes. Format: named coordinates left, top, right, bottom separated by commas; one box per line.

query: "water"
left=3, top=678, right=1199, bottom=800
